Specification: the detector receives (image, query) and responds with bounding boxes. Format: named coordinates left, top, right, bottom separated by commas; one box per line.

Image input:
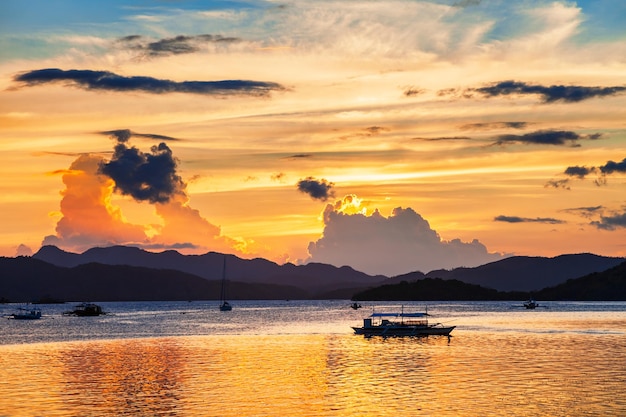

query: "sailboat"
left=219, top=256, right=232, bottom=311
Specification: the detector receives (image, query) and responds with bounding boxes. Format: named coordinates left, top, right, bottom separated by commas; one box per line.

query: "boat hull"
left=11, top=312, right=42, bottom=320
left=353, top=325, right=455, bottom=337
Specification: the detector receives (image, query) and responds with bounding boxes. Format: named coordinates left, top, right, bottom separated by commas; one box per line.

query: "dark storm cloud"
left=591, top=212, right=626, bottom=231
left=494, top=215, right=565, bottom=224
left=99, top=133, right=185, bottom=204
left=117, top=34, right=240, bottom=57
left=494, top=130, right=601, bottom=147
left=473, top=80, right=626, bottom=103
left=13, top=68, right=285, bottom=96
left=563, top=157, right=626, bottom=179
left=100, top=129, right=179, bottom=142
left=460, top=121, right=527, bottom=130
left=564, top=165, right=595, bottom=178
left=599, top=157, right=626, bottom=175
left=297, top=177, right=335, bottom=202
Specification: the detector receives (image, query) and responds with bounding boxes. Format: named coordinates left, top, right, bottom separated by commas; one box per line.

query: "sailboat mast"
left=220, top=256, right=226, bottom=302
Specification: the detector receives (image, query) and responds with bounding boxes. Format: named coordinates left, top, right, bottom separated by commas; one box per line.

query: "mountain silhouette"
left=0, top=256, right=309, bottom=302
left=393, top=253, right=624, bottom=292
left=353, top=260, right=626, bottom=301
left=32, top=245, right=386, bottom=295
left=0, top=245, right=617, bottom=302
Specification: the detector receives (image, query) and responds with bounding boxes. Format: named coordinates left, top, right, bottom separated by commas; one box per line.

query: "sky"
left=1, top=0, right=625, bottom=277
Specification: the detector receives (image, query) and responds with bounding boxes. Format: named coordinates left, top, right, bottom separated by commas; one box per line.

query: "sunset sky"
left=1, top=0, right=625, bottom=276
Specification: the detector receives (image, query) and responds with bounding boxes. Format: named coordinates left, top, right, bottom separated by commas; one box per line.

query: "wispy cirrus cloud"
left=12, top=68, right=286, bottom=96
left=562, top=206, right=604, bottom=219
left=116, top=34, right=240, bottom=57
left=459, top=121, right=528, bottom=131
left=99, top=129, right=179, bottom=142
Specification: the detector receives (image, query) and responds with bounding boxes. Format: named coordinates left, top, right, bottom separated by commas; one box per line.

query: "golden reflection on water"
left=1, top=332, right=625, bottom=416
left=59, top=338, right=184, bottom=415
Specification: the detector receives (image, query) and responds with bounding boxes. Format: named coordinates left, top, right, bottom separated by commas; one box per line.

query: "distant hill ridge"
left=393, top=253, right=625, bottom=292
left=33, top=245, right=386, bottom=295
left=353, top=260, right=626, bottom=301
left=15, top=246, right=622, bottom=301
left=0, top=257, right=308, bottom=302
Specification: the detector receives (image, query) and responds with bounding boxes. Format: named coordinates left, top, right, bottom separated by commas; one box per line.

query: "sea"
left=1, top=300, right=625, bottom=417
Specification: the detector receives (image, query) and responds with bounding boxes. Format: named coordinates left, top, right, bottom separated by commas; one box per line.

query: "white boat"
left=10, top=306, right=42, bottom=320
left=219, top=256, right=232, bottom=311
left=353, top=309, right=455, bottom=337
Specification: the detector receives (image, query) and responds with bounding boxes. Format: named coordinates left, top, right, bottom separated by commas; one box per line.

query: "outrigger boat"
left=523, top=299, right=539, bottom=309
left=10, top=306, right=42, bottom=320
left=352, top=308, right=455, bottom=337
left=64, top=302, right=104, bottom=316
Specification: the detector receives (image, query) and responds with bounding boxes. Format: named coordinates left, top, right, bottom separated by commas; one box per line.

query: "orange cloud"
left=43, top=154, right=148, bottom=251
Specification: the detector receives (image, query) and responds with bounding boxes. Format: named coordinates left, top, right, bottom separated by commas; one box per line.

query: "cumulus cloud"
left=494, top=215, right=565, bottom=224
left=13, top=68, right=286, bottom=96
left=306, top=194, right=503, bottom=276
left=42, top=132, right=251, bottom=255
left=15, top=244, right=33, bottom=257
left=297, top=177, right=335, bottom=201
left=471, top=80, right=626, bottom=103
left=117, top=34, right=240, bottom=57
left=42, top=154, right=149, bottom=250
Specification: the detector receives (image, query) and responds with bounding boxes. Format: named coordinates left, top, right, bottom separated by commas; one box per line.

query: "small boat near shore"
left=523, top=299, right=539, bottom=309
left=64, top=302, right=105, bottom=316
left=353, top=309, right=455, bottom=337
left=10, top=306, right=42, bottom=320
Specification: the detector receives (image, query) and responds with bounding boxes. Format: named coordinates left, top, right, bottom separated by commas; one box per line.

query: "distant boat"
left=353, top=307, right=455, bottom=337
left=523, top=299, right=539, bottom=309
left=10, top=305, right=42, bottom=320
left=219, top=256, right=232, bottom=311
left=64, top=302, right=105, bottom=316
left=350, top=302, right=362, bottom=310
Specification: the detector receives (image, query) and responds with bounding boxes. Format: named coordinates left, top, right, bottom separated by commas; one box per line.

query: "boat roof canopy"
left=370, top=312, right=428, bottom=318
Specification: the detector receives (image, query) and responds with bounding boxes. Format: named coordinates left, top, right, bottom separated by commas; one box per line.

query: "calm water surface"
left=1, top=300, right=625, bottom=416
